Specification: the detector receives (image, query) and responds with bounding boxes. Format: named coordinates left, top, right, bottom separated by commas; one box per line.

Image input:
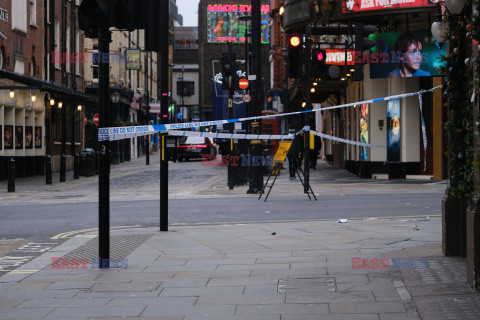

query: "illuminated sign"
left=343, top=0, right=434, bottom=13
left=207, top=4, right=270, bottom=12
left=207, top=4, right=270, bottom=43
left=325, top=49, right=355, bottom=66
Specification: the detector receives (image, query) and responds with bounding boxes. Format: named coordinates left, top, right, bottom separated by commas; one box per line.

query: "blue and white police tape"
left=310, top=130, right=386, bottom=148
left=166, top=130, right=294, bottom=141
left=98, top=86, right=442, bottom=142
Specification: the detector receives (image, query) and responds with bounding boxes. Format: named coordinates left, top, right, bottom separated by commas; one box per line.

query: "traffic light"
left=78, top=0, right=117, bottom=32
left=312, top=49, right=326, bottom=78
left=286, top=35, right=303, bottom=78
left=354, top=23, right=377, bottom=81
left=144, top=0, right=167, bottom=52
left=221, top=52, right=237, bottom=91
left=116, top=0, right=144, bottom=31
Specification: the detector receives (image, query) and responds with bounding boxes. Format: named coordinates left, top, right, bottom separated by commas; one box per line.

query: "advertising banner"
left=387, top=99, right=401, bottom=162
left=369, top=29, right=446, bottom=79
left=343, top=0, right=434, bottom=14
left=360, top=104, right=369, bottom=161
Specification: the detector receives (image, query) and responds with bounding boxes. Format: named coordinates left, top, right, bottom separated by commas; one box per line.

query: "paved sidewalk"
left=0, top=217, right=478, bottom=319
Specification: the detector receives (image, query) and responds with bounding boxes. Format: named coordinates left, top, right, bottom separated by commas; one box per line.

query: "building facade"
left=198, top=0, right=272, bottom=121
left=0, top=0, right=46, bottom=180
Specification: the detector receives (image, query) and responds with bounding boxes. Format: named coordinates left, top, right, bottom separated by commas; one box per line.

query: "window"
left=66, top=26, right=70, bottom=72
left=30, top=0, right=36, bottom=26
left=75, top=31, right=80, bottom=74
left=30, top=57, right=36, bottom=77
left=177, top=81, right=194, bottom=96
left=54, top=21, right=60, bottom=69
left=12, top=0, right=27, bottom=32
left=92, top=45, right=99, bottom=83
left=14, top=58, right=25, bottom=74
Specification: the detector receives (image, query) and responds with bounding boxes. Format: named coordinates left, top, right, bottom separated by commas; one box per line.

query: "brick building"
left=0, top=1, right=48, bottom=180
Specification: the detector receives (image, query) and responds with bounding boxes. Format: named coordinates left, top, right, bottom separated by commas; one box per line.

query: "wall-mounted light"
left=302, top=102, right=306, bottom=108
left=279, top=5, right=284, bottom=16
left=313, top=82, right=318, bottom=86
left=310, top=88, right=315, bottom=93
left=50, top=99, right=55, bottom=106
left=58, top=102, right=63, bottom=109
left=31, top=94, right=36, bottom=102
left=9, top=90, right=14, bottom=98
left=77, top=105, right=82, bottom=112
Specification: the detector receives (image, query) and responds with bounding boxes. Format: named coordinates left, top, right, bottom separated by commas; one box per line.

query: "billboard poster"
left=4, top=125, right=12, bottom=149
left=387, top=99, right=401, bottom=162
left=35, top=127, right=42, bottom=148
left=15, top=126, right=23, bottom=149
left=25, top=126, right=33, bottom=149
left=368, top=30, right=446, bottom=79
left=360, top=104, right=369, bottom=161
left=207, top=4, right=270, bottom=43
left=343, top=0, right=434, bottom=14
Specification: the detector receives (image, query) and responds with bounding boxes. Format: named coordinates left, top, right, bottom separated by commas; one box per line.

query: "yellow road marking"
left=8, top=269, right=39, bottom=274
left=51, top=225, right=142, bottom=239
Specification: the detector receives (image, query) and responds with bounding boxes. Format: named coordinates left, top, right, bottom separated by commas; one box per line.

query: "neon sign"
left=207, top=4, right=270, bottom=13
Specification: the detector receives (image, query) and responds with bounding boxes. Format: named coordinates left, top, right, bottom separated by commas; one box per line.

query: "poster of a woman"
left=360, top=104, right=369, bottom=161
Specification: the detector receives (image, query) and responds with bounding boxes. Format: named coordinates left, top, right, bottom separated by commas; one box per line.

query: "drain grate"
left=61, top=234, right=154, bottom=261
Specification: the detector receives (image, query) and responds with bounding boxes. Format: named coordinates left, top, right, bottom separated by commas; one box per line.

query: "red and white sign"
left=242, top=94, right=252, bottom=103
left=238, top=78, right=249, bottom=90
left=93, top=113, right=99, bottom=126
left=325, top=49, right=355, bottom=66
left=343, top=0, right=433, bottom=13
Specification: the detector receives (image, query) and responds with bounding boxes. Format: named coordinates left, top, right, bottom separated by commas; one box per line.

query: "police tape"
left=166, top=130, right=294, bottom=140
left=98, top=86, right=442, bottom=142
left=310, top=130, right=386, bottom=148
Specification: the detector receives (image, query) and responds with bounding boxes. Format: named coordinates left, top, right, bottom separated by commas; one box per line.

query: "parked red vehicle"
left=177, top=136, right=217, bottom=161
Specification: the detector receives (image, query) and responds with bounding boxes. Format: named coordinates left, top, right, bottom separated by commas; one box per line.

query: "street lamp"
left=430, top=0, right=466, bottom=43
left=111, top=90, right=120, bottom=104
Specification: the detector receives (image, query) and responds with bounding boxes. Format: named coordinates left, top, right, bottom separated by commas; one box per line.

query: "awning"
left=0, top=70, right=97, bottom=103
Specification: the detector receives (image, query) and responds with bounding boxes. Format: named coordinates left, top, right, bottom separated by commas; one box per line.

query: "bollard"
left=74, top=153, right=79, bottom=179
left=45, top=155, right=52, bottom=185
left=60, top=154, right=66, bottom=182
left=7, top=158, right=15, bottom=192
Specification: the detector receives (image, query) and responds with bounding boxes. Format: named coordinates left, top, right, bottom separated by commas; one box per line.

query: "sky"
left=177, top=0, right=199, bottom=27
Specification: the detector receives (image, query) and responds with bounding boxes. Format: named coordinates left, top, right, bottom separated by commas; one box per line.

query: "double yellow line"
left=51, top=225, right=142, bottom=240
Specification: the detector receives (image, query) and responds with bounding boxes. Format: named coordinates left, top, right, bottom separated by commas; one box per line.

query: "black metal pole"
left=49, top=0, right=55, bottom=82
left=227, top=42, right=234, bottom=190
left=98, top=27, right=111, bottom=268
left=45, top=97, right=52, bottom=185
left=60, top=103, right=66, bottom=182
left=160, top=0, right=169, bottom=232
left=145, top=52, right=150, bottom=165
left=247, top=0, right=263, bottom=193
left=304, top=25, right=311, bottom=194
